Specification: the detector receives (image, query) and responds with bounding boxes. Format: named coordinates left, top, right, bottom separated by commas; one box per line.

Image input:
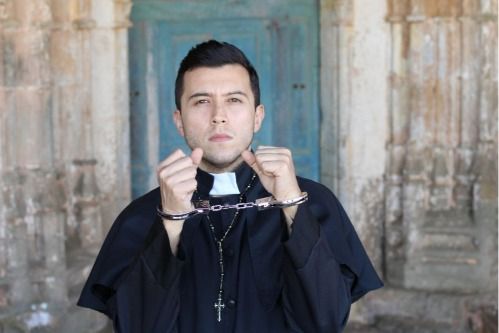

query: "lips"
left=209, top=133, right=233, bottom=142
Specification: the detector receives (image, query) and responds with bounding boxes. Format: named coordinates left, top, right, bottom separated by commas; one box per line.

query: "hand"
left=157, top=148, right=203, bottom=214
left=241, top=146, right=301, bottom=201
left=242, top=147, right=301, bottom=226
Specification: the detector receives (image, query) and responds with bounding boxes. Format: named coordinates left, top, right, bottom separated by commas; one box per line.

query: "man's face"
left=173, top=64, right=264, bottom=173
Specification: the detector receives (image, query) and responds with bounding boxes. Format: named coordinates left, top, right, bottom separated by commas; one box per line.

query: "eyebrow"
left=187, top=92, right=211, bottom=101
left=187, top=90, right=249, bottom=101
left=225, top=91, right=248, bottom=98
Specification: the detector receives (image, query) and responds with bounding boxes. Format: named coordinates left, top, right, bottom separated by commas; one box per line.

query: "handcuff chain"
left=157, top=192, right=308, bottom=221
left=207, top=202, right=257, bottom=212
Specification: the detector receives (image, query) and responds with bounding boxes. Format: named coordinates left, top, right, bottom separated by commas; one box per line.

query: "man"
left=78, top=40, right=382, bottom=332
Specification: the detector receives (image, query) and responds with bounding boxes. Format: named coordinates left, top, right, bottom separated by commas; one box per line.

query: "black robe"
left=78, top=163, right=383, bottom=332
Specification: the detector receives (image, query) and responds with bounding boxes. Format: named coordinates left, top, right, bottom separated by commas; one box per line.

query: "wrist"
left=162, top=218, right=184, bottom=232
left=162, top=219, right=184, bottom=256
left=284, top=207, right=297, bottom=223
left=158, top=203, right=195, bottom=221
left=274, top=183, right=302, bottom=201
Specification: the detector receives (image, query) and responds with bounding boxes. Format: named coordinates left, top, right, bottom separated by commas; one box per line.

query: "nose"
left=211, top=103, right=227, bottom=124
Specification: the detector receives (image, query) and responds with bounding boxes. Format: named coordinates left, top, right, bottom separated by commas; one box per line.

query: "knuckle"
left=164, top=176, right=175, bottom=188
left=158, top=168, right=168, bottom=180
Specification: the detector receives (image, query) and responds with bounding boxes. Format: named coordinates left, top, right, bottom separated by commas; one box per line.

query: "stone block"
left=348, top=178, right=384, bottom=275
left=435, top=20, right=461, bottom=147
left=354, top=288, right=495, bottom=332
left=12, top=0, right=52, bottom=28
left=479, top=21, right=498, bottom=143
left=0, top=88, right=16, bottom=169
left=480, top=0, right=498, bottom=15
left=462, top=0, right=481, bottom=16
left=50, top=84, right=92, bottom=161
left=1, top=171, right=26, bottom=220
left=0, top=33, right=4, bottom=87
left=75, top=203, right=103, bottom=248
left=460, top=18, right=481, bottom=147
left=386, top=145, right=405, bottom=178
left=50, top=30, right=81, bottom=84
left=2, top=30, right=51, bottom=87
left=402, top=216, right=490, bottom=291
left=387, top=0, right=410, bottom=18
left=5, top=225, right=31, bottom=306
left=1, top=31, right=18, bottom=87
left=404, top=146, right=431, bottom=180
left=14, top=89, right=53, bottom=167
left=59, top=305, right=110, bottom=333
left=467, top=305, right=498, bottom=333
left=385, top=185, right=402, bottom=225
left=473, top=143, right=498, bottom=203
left=50, top=0, right=76, bottom=24
left=0, top=0, right=19, bottom=28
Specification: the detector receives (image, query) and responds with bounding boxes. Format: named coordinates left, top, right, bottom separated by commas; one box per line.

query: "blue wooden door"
left=129, top=0, right=319, bottom=198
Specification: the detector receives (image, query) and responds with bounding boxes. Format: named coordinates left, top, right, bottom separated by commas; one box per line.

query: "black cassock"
left=78, top=163, right=383, bottom=332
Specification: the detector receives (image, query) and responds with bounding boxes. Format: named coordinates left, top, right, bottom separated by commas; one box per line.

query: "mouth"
left=209, top=133, right=233, bottom=142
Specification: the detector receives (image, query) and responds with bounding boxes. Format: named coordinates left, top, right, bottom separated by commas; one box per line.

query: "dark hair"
left=174, top=40, right=260, bottom=110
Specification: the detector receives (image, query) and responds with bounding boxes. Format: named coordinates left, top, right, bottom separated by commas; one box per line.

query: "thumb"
left=241, top=150, right=262, bottom=176
left=191, top=148, right=203, bottom=166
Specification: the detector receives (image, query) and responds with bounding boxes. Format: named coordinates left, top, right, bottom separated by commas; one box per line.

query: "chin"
left=203, top=151, right=243, bottom=170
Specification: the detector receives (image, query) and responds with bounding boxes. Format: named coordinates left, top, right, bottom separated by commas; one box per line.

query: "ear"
left=253, top=104, right=265, bottom=133
left=173, top=110, right=185, bottom=137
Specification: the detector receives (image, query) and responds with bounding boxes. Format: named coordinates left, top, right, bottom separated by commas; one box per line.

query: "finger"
left=159, top=165, right=197, bottom=186
left=255, top=152, right=291, bottom=164
left=172, top=178, right=198, bottom=195
left=191, top=148, right=203, bottom=166
left=255, top=146, right=291, bottom=157
left=157, top=149, right=186, bottom=171
left=158, top=156, right=197, bottom=179
left=159, top=148, right=203, bottom=176
left=242, top=150, right=263, bottom=176
left=255, top=161, right=285, bottom=177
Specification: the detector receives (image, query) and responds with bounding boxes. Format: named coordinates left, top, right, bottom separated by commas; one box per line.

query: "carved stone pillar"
left=0, top=0, right=69, bottom=330
left=0, top=0, right=132, bottom=331
left=371, top=0, right=498, bottom=330
left=384, top=0, right=497, bottom=293
left=320, top=0, right=390, bottom=325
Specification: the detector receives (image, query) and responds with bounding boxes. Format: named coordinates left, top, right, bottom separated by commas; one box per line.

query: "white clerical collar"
left=209, top=172, right=240, bottom=196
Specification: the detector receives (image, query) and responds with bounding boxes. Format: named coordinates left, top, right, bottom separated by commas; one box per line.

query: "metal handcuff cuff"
left=157, top=192, right=309, bottom=221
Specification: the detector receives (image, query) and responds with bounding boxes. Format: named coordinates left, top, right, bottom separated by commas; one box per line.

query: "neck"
left=199, top=156, right=244, bottom=174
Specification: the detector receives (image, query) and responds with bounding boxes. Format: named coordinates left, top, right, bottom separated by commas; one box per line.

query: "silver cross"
left=214, top=296, right=225, bottom=322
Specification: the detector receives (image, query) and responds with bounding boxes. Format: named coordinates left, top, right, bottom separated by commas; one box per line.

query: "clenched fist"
left=157, top=148, right=203, bottom=215
left=242, top=146, right=301, bottom=225
left=157, top=148, right=203, bottom=255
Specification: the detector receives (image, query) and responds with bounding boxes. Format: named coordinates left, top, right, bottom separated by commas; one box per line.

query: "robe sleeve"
left=107, top=218, right=184, bottom=332
left=282, top=180, right=383, bottom=332
left=77, top=189, right=184, bottom=332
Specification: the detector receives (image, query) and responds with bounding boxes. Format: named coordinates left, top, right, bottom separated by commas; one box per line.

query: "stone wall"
left=347, top=0, right=498, bottom=332
left=0, top=0, right=496, bottom=332
left=0, top=0, right=131, bottom=332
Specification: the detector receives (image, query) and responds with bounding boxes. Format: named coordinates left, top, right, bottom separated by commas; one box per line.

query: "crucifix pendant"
left=214, top=296, right=225, bottom=322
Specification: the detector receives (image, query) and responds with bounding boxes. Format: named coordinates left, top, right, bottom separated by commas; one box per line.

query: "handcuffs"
left=157, top=192, right=308, bottom=221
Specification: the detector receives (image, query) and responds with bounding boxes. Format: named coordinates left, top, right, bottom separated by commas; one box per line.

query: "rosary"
left=157, top=174, right=308, bottom=323
left=207, top=173, right=256, bottom=322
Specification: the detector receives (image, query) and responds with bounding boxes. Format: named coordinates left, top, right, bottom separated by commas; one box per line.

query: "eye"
left=194, top=99, right=209, bottom=105
left=228, top=97, right=242, bottom=103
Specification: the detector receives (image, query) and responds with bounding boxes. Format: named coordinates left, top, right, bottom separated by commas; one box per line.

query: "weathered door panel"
left=129, top=1, right=319, bottom=197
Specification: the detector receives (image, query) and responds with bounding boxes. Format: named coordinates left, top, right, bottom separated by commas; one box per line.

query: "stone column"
left=0, top=0, right=132, bottom=331
left=365, top=0, right=498, bottom=330
left=0, top=0, right=68, bottom=330
left=320, top=0, right=390, bottom=324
